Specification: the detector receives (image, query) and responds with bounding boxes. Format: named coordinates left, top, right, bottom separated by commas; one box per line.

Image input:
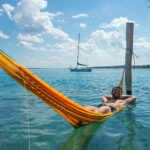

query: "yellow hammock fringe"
left=0, top=50, right=124, bottom=128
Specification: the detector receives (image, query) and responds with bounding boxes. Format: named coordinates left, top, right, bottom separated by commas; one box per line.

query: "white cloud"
left=0, top=30, right=10, bottom=39
left=76, top=38, right=125, bottom=67
left=100, top=17, right=128, bottom=29
left=72, top=13, right=88, bottom=19
left=51, top=40, right=76, bottom=55
left=90, top=30, right=125, bottom=50
left=19, top=41, right=37, bottom=50
left=17, top=33, right=44, bottom=43
left=99, top=17, right=139, bottom=32
left=134, top=37, right=150, bottom=52
left=13, top=0, right=71, bottom=41
left=48, top=11, right=64, bottom=19
left=19, top=41, right=46, bottom=51
left=2, top=3, right=14, bottom=20
left=80, top=23, right=86, bottom=28
left=133, top=37, right=150, bottom=65
left=14, top=0, right=52, bottom=33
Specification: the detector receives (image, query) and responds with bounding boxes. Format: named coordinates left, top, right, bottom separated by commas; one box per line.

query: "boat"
left=70, top=67, right=91, bottom=72
left=70, top=34, right=92, bottom=72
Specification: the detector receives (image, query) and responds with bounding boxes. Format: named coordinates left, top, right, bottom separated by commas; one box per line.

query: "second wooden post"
left=125, top=22, right=134, bottom=95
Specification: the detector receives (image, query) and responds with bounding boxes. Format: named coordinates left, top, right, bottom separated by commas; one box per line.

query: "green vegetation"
left=91, top=65, right=150, bottom=69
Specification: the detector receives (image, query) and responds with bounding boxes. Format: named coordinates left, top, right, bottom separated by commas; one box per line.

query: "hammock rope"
left=22, top=68, right=31, bottom=150
left=0, top=50, right=124, bottom=128
left=119, top=69, right=125, bottom=94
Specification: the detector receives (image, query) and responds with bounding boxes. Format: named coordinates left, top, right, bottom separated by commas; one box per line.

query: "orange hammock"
left=0, top=50, right=124, bottom=128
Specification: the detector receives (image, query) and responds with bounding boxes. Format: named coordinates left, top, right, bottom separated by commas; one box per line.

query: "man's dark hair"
left=112, top=86, right=123, bottom=92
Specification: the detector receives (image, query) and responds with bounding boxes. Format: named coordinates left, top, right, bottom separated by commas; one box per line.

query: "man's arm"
left=102, top=96, right=112, bottom=103
left=124, top=95, right=136, bottom=104
left=122, top=95, right=133, bottom=99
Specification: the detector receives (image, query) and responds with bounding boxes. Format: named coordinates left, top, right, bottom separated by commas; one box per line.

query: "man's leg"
left=84, top=106, right=97, bottom=112
left=85, top=105, right=111, bottom=114
left=96, top=106, right=111, bottom=114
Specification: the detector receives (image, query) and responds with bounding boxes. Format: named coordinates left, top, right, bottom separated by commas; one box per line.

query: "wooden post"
left=125, top=22, right=134, bottom=95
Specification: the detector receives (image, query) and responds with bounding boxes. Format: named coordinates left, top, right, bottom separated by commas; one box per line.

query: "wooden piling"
left=125, top=22, right=134, bottom=95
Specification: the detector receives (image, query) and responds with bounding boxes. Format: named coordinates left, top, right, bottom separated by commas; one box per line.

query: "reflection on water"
left=117, top=104, right=136, bottom=150
left=59, top=122, right=104, bottom=150
left=117, top=103, right=149, bottom=150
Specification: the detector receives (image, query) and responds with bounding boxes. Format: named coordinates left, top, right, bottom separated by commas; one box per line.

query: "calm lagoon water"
left=0, top=68, right=150, bottom=150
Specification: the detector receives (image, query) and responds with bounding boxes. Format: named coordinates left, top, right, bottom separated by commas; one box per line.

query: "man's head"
left=111, top=86, right=122, bottom=99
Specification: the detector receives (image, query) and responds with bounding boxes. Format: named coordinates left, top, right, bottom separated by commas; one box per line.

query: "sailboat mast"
left=77, top=33, right=80, bottom=69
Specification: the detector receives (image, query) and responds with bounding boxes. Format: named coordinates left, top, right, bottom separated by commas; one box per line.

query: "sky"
left=0, top=0, right=150, bottom=68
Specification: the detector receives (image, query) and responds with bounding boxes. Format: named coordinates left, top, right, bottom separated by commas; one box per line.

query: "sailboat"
left=70, top=34, right=92, bottom=72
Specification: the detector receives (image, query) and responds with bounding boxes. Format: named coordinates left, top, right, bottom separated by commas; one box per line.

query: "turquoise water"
left=0, top=68, right=150, bottom=150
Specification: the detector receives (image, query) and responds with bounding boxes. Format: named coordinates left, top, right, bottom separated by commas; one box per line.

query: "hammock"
left=0, top=50, right=124, bottom=128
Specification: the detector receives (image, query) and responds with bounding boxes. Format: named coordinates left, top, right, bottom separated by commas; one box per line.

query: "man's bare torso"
left=104, top=96, right=127, bottom=108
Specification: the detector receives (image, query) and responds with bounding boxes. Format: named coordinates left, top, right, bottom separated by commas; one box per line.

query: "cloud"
left=17, top=33, right=44, bottom=43
left=0, top=30, right=10, bottom=39
left=80, top=23, right=86, bottom=28
left=48, top=11, right=64, bottom=19
left=50, top=40, right=76, bottom=55
left=0, top=0, right=70, bottom=43
left=99, top=17, right=139, bottom=32
left=2, top=3, right=14, bottom=20
left=19, top=41, right=37, bottom=50
left=72, top=13, right=88, bottom=19
left=14, top=0, right=52, bottom=33
left=12, top=0, right=71, bottom=41
left=135, top=37, right=150, bottom=49
left=90, top=30, right=125, bottom=51
left=18, top=41, right=46, bottom=51
left=133, top=37, right=150, bottom=65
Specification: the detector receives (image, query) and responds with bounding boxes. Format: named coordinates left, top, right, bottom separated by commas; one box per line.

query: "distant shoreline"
left=91, top=65, right=150, bottom=69
left=1, top=65, right=150, bottom=70
left=28, top=65, right=150, bottom=69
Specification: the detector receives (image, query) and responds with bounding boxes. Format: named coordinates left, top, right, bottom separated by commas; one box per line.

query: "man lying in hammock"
left=85, top=86, right=136, bottom=114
